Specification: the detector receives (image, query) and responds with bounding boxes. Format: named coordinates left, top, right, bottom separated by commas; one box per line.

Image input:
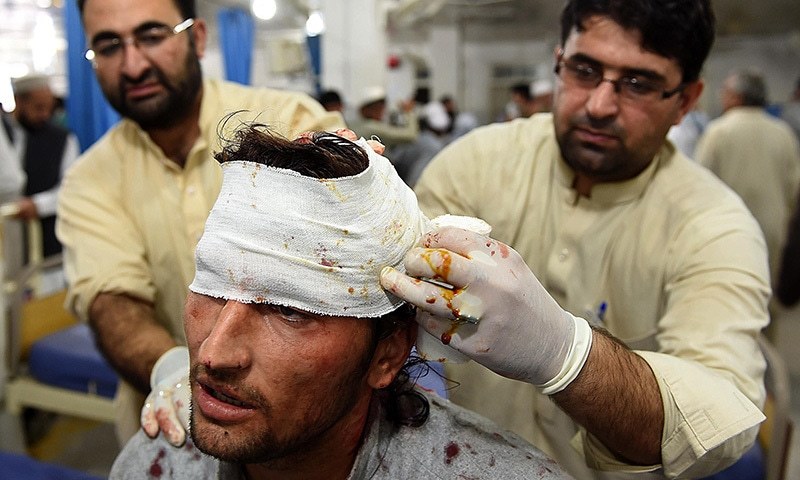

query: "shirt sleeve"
left=57, top=151, right=155, bottom=321
left=0, top=128, right=24, bottom=202
left=580, top=187, right=769, bottom=477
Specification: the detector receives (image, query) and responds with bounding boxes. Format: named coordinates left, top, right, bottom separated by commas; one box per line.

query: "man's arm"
left=90, top=293, right=177, bottom=393
left=553, top=329, right=663, bottom=465
left=380, top=228, right=663, bottom=465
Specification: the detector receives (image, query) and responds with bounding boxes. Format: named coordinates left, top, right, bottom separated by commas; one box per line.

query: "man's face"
left=553, top=16, right=698, bottom=183
left=81, top=0, right=205, bottom=129
left=15, top=88, right=55, bottom=130
left=185, top=292, right=385, bottom=464
left=511, top=92, right=532, bottom=117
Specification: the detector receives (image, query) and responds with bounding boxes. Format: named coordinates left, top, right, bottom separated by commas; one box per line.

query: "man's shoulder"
left=110, top=431, right=225, bottom=480
left=649, top=147, right=761, bottom=235
left=432, top=113, right=555, bottom=172
left=382, top=395, right=570, bottom=478
left=463, top=112, right=553, bottom=144
left=205, top=78, right=316, bottom=110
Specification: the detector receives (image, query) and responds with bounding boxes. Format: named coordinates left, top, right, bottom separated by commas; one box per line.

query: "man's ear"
left=673, top=79, right=704, bottom=126
left=366, top=323, right=417, bottom=390
left=190, top=18, right=208, bottom=59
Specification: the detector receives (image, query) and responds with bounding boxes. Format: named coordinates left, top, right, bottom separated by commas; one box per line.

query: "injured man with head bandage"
left=109, top=125, right=570, bottom=480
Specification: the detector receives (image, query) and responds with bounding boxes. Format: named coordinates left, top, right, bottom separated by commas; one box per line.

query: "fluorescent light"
left=305, top=10, right=325, bottom=37
left=251, top=0, right=276, bottom=20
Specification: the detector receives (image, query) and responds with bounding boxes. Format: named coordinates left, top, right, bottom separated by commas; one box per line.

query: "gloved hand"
left=141, top=346, right=191, bottom=446
left=380, top=226, right=593, bottom=394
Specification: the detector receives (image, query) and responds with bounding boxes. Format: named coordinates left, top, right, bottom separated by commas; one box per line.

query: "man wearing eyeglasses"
left=402, top=0, right=768, bottom=478
left=57, top=0, right=344, bottom=444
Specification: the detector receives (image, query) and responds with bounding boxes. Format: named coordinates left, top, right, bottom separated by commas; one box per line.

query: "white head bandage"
left=189, top=137, right=429, bottom=318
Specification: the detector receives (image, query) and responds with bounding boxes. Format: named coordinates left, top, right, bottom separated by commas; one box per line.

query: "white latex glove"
left=141, top=346, right=191, bottom=446
left=380, top=226, right=593, bottom=394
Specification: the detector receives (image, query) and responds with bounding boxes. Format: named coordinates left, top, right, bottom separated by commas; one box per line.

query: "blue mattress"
left=0, top=452, right=103, bottom=480
left=27, top=324, right=118, bottom=399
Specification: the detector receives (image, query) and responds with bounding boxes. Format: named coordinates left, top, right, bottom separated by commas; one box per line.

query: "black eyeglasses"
left=84, top=18, right=195, bottom=64
left=554, top=52, right=686, bottom=104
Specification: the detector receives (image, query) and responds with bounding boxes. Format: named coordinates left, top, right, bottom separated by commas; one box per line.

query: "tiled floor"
left=3, top=307, right=800, bottom=479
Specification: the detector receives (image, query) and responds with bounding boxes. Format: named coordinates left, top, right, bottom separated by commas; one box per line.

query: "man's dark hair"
left=510, top=83, right=532, bottom=101
left=318, top=90, right=342, bottom=108
left=214, top=121, right=431, bottom=427
left=414, top=87, right=430, bottom=105
left=559, top=0, right=715, bottom=83
left=77, top=0, right=196, bottom=19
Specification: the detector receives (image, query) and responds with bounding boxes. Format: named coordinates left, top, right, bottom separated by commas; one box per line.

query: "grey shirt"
left=110, top=392, right=571, bottom=479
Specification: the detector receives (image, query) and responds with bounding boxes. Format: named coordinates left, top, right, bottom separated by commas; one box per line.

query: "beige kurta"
left=695, top=106, right=800, bottom=285
left=414, top=113, right=769, bottom=479
left=57, top=78, right=344, bottom=440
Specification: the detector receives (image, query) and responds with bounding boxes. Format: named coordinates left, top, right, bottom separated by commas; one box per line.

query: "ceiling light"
left=251, top=0, right=277, bottom=20
left=305, top=10, right=325, bottom=37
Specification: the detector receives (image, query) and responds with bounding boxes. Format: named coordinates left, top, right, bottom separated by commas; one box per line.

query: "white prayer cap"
left=530, top=78, right=553, bottom=97
left=12, top=74, right=51, bottom=96
left=422, top=101, right=450, bottom=132
left=357, top=86, right=387, bottom=109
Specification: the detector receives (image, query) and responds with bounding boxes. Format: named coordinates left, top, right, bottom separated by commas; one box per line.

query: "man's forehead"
left=83, top=0, right=182, bottom=36
left=564, top=15, right=681, bottom=78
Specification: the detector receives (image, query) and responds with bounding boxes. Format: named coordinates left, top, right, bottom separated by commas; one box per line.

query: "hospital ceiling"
left=383, top=0, right=800, bottom=42
left=1, top=0, right=799, bottom=85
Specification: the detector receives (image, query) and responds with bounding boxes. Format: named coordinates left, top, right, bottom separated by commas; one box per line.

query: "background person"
left=529, top=78, right=555, bottom=113
left=349, top=85, right=418, bottom=153
left=317, top=88, right=344, bottom=113
left=695, top=68, right=800, bottom=288
left=58, top=0, right=343, bottom=444
left=502, top=82, right=536, bottom=120
left=439, top=94, right=478, bottom=143
left=112, top=127, right=570, bottom=480
left=390, top=100, right=450, bottom=187
left=404, top=0, right=768, bottom=478
left=779, top=76, right=800, bottom=140
left=3, top=74, right=80, bottom=259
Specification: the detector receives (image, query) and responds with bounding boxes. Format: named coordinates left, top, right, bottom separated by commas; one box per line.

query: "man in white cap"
left=3, top=74, right=80, bottom=259
left=349, top=86, right=418, bottom=152
left=391, top=100, right=451, bottom=187
left=530, top=78, right=554, bottom=113
left=110, top=126, right=570, bottom=480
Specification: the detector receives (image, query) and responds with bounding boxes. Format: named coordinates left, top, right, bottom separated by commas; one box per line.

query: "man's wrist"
left=536, top=315, right=593, bottom=395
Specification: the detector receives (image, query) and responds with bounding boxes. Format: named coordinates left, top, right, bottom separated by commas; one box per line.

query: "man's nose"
left=119, top=39, right=152, bottom=79
left=197, top=301, right=253, bottom=371
left=585, top=79, right=622, bottom=119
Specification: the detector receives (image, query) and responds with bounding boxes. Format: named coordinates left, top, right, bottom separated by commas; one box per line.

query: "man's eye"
left=572, top=64, right=599, bottom=80
left=95, top=40, right=121, bottom=57
left=623, top=77, right=659, bottom=95
left=136, top=29, right=169, bottom=46
left=275, top=305, right=307, bottom=322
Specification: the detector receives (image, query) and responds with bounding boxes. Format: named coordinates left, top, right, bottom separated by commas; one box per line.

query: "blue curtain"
left=217, top=8, right=254, bottom=85
left=64, top=0, right=119, bottom=152
left=306, top=34, right=322, bottom=96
